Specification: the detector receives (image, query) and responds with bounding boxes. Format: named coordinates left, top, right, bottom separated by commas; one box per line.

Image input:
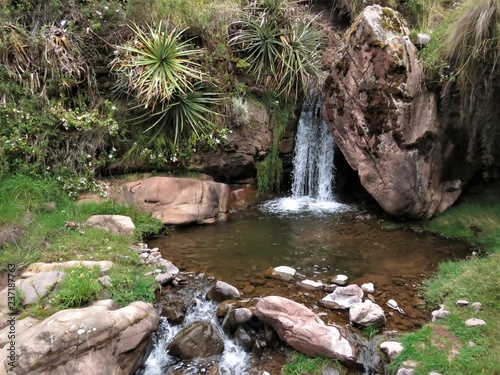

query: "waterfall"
left=261, top=96, right=350, bottom=213
left=291, top=97, right=336, bottom=200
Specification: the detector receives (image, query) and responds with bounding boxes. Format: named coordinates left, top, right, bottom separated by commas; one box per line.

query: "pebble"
left=471, top=302, right=482, bottom=311
left=361, top=282, right=375, bottom=294
left=465, top=318, right=486, bottom=327
left=456, top=299, right=469, bottom=307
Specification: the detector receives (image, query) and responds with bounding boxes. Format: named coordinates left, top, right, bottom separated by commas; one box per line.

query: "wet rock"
left=216, top=300, right=236, bottom=318
left=0, top=301, right=159, bottom=374
left=361, top=282, right=375, bottom=294
left=229, top=185, right=256, bottom=211
left=222, top=307, right=253, bottom=333
left=255, top=296, right=356, bottom=362
left=243, top=285, right=256, bottom=294
left=235, top=326, right=254, bottom=352
left=299, top=280, right=324, bottom=291
left=155, top=273, right=175, bottom=286
left=349, top=300, right=386, bottom=327
left=331, top=274, right=348, bottom=286
left=207, top=280, right=240, bottom=303
left=85, top=215, right=136, bottom=236
left=320, top=285, right=364, bottom=310
left=250, top=278, right=266, bottom=286
left=380, top=341, right=404, bottom=361
left=161, top=300, right=187, bottom=325
left=167, top=321, right=225, bottom=359
left=456, top=299, right=469, bottom=307
left=465, top=318, right=486, bottom=327
left=155, top=258, right=179, bottom=275
left=268, top=266, right=296, bottom=281
left=471, top=302, right=482, bottom=312
left=123, top=177, right=229, bottom=225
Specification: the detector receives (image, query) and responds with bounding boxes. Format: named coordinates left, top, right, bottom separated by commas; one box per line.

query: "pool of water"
left=152, top=199, right=471, bottom=330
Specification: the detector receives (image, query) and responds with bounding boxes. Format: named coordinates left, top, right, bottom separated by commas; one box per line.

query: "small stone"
left=271, top=266, right=296, bottom=281
left=97, top=275, right=112, bottom=288
left=243, top=285, right=255, bottom=294
left=429, top=372, right=443, bottom=375
left=402, top=360, right=418, bottom=368
left=431, top=308, right=450, bottom=322
left=299, top=280, right=324, bottom=291
left=380, top=341, right=404, bottom=360
left=361, top=282, right=375, bottom=294
left=465, top=318, right=486, bottom=327
left=331, top=274, right=348, bottom=285
left=322, top=366, right=340, bottom=375
left=396, top=369, right=415, bottom=375
left=468, top=341, right=476, bottom=347
left=471, top=302, right=482, bottom=311
left=456, top=299, right=469, bottom=307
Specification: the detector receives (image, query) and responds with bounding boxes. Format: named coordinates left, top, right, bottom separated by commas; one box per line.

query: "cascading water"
left=137, top=283, right=251, bottom=375
left=262, top=96, right=350, bottom=213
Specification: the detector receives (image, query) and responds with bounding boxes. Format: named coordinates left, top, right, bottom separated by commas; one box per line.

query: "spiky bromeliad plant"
left=111, top=21, right=222, bottom=150
left=230, top=0, right=324, bottom=98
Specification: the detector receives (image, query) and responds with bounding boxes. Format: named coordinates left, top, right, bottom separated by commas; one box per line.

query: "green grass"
left=391, top=182, right=500, bottom=374
left=281, top=352, right=345, bottom=375
left=0, top=174, right=164, bottom=318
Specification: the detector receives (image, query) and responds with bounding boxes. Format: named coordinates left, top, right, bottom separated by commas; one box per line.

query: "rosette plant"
left=111, top=21, right=222, bottom=148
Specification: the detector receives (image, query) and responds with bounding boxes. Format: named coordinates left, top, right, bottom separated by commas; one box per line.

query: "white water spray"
left=139, top=291, right=251, bottom=375
left=262, top=96, right=351, bottom=213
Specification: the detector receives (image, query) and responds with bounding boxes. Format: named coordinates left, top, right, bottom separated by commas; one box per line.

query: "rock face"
left=189, top=98, right=273, bottom=183
left=322, top=5, right=474, bottom=218
left=254, top=296, right=356, bottom=362
left=123, top=177, right=230, bottom=225
left=0, top=301, right=159, bottom=375
left=167, top=321, right=225, bottom=359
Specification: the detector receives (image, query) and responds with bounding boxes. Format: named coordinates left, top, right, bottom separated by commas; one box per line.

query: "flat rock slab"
left=85, top=215, right=135, bottom=236
left=21, top=261, right=113, bottom=278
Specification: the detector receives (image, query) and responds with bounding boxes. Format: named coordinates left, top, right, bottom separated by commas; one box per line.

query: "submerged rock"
left=254, top=296, right=356, bottom=362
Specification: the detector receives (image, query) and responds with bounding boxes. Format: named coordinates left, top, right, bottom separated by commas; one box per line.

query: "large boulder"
left=123, top=177, right=230, bottom=225
left=0, top=301, right=159, bottom=375
left=254, top=296, right=356, bottom=362
left=322, top=5, right=476, bottom=219
left=167, top=321, right=225, bottom=359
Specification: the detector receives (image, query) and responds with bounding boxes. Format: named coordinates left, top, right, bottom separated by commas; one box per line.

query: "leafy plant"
left=111, top=21, right=224, bottom=150
left=53, top=265, right=102, bottom=308
left=230, top=0, right=324, bottom=98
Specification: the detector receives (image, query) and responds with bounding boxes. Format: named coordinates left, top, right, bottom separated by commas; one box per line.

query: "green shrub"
left=53, top=265, right=102, bottom=309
